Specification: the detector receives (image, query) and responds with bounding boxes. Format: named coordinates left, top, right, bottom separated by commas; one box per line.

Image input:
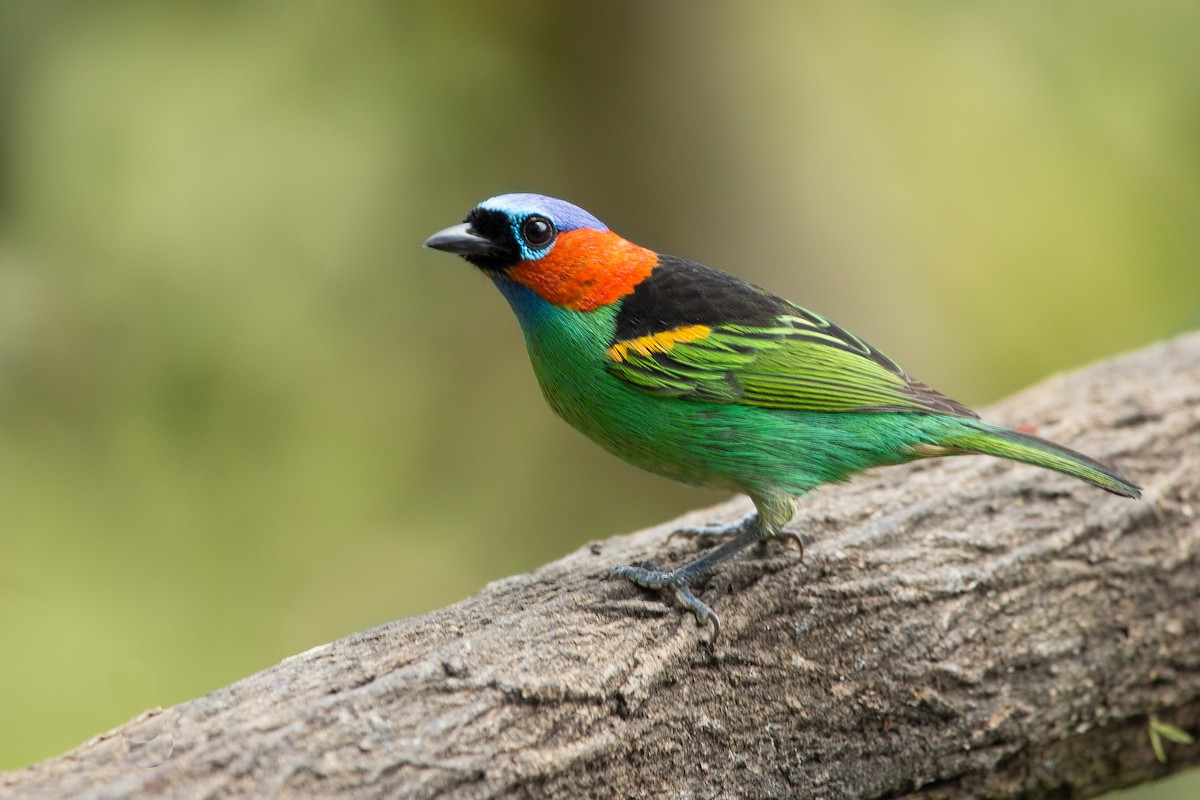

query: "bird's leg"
left=608, top=495, right=796, bottom=636
left=668, top=512, right=757, bottom=543
left=669, top=511, right=803, bottom=554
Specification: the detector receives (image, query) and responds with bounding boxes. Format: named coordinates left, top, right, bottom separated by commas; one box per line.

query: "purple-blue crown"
left=479, top=193, right=607, bottom=233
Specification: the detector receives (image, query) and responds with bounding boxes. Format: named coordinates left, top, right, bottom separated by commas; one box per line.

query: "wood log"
left=5, top=333, right=1199, bottom=799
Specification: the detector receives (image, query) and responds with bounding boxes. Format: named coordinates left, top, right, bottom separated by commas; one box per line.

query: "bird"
left=424, top=193, right=1141, bottom=636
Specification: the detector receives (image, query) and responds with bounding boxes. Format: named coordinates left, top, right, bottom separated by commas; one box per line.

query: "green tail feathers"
left=939, top=422, right=1141, bottom=498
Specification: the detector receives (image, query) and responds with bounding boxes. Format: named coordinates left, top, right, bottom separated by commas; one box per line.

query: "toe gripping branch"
left=670, top=511, right=804, bottom=556
left=608, top=501, right=800, bottom=640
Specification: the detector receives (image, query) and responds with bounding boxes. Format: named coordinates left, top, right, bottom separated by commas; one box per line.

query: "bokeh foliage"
left=0, top=3, right=1196, bottom=790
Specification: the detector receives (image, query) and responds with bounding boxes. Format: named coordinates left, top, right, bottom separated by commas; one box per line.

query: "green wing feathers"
left=606, top=312, right=977, bottom=417
left=604, top=296, right=1139, bottom=498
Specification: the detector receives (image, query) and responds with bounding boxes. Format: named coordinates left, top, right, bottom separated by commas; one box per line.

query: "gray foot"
left=670, top=513, right=803, bottom=556
left=608, top=561, right=721, bottom=639
left=609, top=498, right=799, bottom=638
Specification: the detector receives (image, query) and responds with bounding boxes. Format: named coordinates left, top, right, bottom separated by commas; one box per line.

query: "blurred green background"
left=0, top=2, right=1196, bottom=793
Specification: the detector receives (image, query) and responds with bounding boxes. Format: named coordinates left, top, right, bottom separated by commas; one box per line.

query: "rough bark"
left=5, top=333, right=1200, bottom=800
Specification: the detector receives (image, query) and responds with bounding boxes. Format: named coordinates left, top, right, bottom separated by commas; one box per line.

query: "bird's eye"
left=520, top=215, right=556, bottom=249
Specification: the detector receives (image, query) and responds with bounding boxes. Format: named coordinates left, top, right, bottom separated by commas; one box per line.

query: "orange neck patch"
left=506, top=229, right=658, bottom=312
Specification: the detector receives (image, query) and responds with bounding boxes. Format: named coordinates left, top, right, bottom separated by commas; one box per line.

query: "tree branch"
left=5, top=333, right=1200, bottom=799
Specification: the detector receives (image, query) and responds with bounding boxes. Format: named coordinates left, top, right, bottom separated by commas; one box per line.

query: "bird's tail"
left=931, top=420, right=1141, bottom=498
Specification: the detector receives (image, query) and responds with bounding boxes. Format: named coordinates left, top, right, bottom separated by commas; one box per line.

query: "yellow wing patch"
left=607, top=324, right=712, bottom=362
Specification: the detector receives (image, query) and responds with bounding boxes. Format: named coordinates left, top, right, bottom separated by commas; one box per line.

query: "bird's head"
left=424, top=193, right=657, bottom=312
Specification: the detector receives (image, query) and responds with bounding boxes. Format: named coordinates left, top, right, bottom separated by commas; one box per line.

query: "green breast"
left=500, top=280, right=919, bottom=498
left=509, top=299, right=715, bottom=485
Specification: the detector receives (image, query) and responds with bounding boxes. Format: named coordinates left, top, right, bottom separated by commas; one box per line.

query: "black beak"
left=423, top=223, right=496, bottom=257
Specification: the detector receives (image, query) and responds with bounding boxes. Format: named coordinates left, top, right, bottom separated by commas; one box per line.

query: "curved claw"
left=608, top=562, right=721, bottom=638
left=775, top=531, right=804, bottom=557
left=607, top=507, right=798, bottom=641
left=681, top=586, right=721, bottom=641
left=671, top=526, right=803, bottom=567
